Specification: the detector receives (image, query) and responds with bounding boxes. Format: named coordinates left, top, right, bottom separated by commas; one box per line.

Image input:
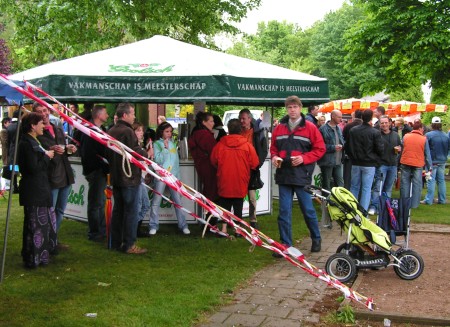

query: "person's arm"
left=248, top=144, right=259, bottom=170
left=374, top=130, right=384, bottom=157
left=196, top=130, right=217, bottom=155
left=153, top=140, right=167, bottom=166
left=448, top=134, right=450, bottom=158
left=258, top=131, right=269, bottom=167
left=270, top=125, right=281, bottom=165
left=210, top=144, right=219, bottom=168
left=320, top=127, right=335, bottom=154
left=18, top=139, right=51, bottom=175
left=424, top=139, right=432, bottom=171
left=301, top=127, right=326, bottom=165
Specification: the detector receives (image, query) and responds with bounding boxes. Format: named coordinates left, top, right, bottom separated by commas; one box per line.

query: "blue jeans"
left=52, top=185, right=72, bottom=232
left=350, top=166, right=375, bottom=211
left=149, top=180, right=187, bottom=231
left=278, top=184, right=321, bottom=247
left=138, top=183, right=151, bottom=222
left=85, top=169, right=107, bottom=239
left=111, top=185, right=140, bottom=250
left=400, top=164, right=422, bottom=208
left=320, top=164, right=344, bottom=190
left=379, top=165, right=398, bottom=198
left=423, top=164, right=446, bottom=204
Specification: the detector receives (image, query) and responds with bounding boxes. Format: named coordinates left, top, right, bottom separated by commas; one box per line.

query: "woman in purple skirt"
left=17, top=112, right=56, bottom=268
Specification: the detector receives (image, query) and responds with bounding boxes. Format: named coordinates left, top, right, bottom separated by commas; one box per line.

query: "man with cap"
left=421, top=116, right=450, bottom=205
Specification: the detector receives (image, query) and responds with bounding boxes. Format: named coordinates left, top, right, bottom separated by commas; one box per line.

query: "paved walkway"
left=199, top=223, right=450, bottom=327
left=199, top=225, right=343, bottom=326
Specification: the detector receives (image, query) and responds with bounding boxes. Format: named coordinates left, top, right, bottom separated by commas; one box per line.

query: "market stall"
left=9, top=35, right=329, bottom=105
left=8, top=35, right=328, bottom=224
left=320, top=98, right=447, bottom=116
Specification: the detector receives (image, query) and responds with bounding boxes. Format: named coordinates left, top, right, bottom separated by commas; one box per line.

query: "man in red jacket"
left=270, top=96, right=326, bottom=253
left=211, top=119, right=259, bottom=235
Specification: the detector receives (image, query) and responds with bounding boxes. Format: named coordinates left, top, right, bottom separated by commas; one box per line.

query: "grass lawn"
left=0, top=194, right=311, bottom=327
left=0, top=179, right=448, bottom=326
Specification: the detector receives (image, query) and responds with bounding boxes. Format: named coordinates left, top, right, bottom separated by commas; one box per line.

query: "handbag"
left=248, top=169, right=264, bottom=190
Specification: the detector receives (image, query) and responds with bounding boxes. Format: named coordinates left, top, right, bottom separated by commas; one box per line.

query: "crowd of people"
left=1, top=96, right=449, bottom=268
left=317, top=106, right=448, bottom=218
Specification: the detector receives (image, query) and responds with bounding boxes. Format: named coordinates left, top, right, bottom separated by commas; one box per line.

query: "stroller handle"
left=303, top=185, right=331, bottom=200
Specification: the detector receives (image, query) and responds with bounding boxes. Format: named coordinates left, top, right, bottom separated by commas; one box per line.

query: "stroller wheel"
left=325, top=253, right=357, bottom=283
left=336, top=243, right=364, bottom=260
left=394, top=250, right=424, bottom=280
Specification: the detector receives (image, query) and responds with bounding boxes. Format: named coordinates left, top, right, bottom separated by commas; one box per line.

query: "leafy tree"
left=389, top=84, right=424, bottom=103
left=431, top=82, right=450, bottom=105
left=227, top=20, right=307, bottom=70
left=0, top=0, right=261, bottom=71
left=307, top=4, right=377, bottom=99
left=347, top=0, right=450, bottom=93
left=0, top=22, right=12, bottom=74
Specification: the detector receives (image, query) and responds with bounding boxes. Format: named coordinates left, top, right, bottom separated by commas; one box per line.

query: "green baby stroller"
left=304, top=185, right=424, bottom=283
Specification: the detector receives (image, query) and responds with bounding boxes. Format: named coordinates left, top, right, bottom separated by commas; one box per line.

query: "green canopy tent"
left=9, top=35, right=329, bottom=105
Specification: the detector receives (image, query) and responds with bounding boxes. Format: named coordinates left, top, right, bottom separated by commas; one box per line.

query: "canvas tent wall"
left=9, top=35, right=329, bottom=105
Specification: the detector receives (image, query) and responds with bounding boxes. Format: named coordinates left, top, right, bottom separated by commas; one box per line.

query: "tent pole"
left=1, top=106, right=23, bottom=283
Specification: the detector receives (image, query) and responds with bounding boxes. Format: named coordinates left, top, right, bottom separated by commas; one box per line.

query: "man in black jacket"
left=347, top=109, right=384, bottom=211
left=342, top=109, right=363, bottom=189
left=80, top=105, right=109, bottom=241
left=107, top=103, right=151, bottom=254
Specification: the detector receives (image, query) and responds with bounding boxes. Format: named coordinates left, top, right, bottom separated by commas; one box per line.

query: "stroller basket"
left=327, top=187, right=392, bottom=252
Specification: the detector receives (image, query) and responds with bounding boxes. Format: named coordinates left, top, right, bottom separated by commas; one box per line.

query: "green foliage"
left=227, top=20, right=307, bottom=70
left=431, top=81, right=450, bottom=106
left=226, top=7, right=382, bottom=101
left=347, top=0, right=450, bottom=93
left=0, top=0, right=261, bottom=71
left=0, top=21, right=12, bottom=74
left=308, top=4, right=378, bottom=99
left=389, top=84, right=424, bottom=103
left=336, top=304, right=355, bottom=323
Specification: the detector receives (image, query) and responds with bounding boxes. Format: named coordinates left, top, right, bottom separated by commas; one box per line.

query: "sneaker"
left=149, top=229, right=157, bottom=236
left=250, top=221, right=258, bottom=229
left=126, top=244, right=148, bottom=254
left=420, top=200, right=427, bottom=205
left=311, top=239, right=321, bottom=252
left=182, top=228, right=190, bottom=235
left=367, top=208, right=376, bottom=215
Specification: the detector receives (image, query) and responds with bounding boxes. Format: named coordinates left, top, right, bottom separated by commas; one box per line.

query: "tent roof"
left=9, top=35, right=329, bottom=105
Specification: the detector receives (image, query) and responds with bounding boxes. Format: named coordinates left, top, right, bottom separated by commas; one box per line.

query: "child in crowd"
left=149, top=122, right=190, bottom=235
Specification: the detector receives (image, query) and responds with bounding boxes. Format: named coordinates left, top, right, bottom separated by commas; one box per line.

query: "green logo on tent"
left=109, top=63, right=175, bottom=74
